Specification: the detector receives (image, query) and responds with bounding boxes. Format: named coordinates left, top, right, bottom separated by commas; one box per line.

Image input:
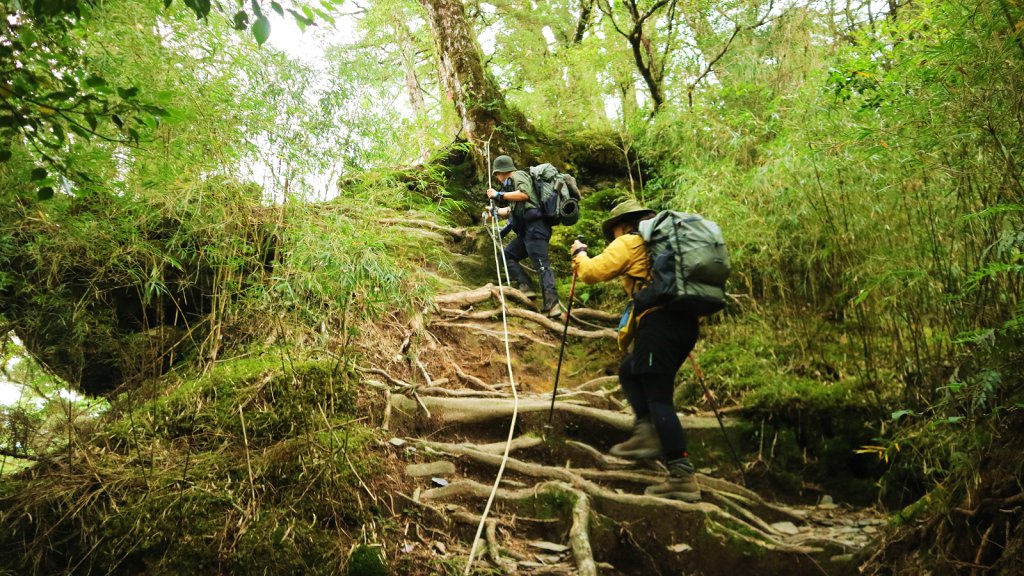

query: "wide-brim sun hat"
left=601, top=199, right=655, bottom=241
left=491, top=155, right=517, bottom=175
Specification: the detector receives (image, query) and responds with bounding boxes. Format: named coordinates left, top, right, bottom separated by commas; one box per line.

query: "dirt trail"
left=356, top=227, right=887, bottom=575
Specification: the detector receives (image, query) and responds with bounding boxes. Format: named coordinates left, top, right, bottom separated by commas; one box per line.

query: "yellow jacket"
left=572, top=234, right=650, bottom=349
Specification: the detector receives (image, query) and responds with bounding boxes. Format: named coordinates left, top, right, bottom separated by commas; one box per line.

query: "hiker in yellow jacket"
left=570, top=199, right=702, bottom=502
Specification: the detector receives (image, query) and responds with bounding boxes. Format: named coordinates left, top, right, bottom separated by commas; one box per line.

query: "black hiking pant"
left=619, top=307, right=700, bottom=462
left=504, top=219, right=557, bottom=305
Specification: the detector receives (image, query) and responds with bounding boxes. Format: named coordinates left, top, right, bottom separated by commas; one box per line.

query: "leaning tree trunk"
left=417, top=0, right=531, bottom=176
left=393, top=19, right=431, bottom=163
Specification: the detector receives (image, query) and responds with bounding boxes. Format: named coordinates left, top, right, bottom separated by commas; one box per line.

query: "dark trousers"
left=504, top=220, right=556, bottom=300
left=619, top=307, right=700, bottom=461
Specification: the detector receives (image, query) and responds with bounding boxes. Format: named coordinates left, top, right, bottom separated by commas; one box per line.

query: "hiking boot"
left=609, top=420, right=662, bottom=460
left=645, top=459, right=701, bottom=502
left=516, top=283, right=536, bottom=299
left=542, top=290, right=561, bottom=318
left=544, top=300, right=562, bottom=317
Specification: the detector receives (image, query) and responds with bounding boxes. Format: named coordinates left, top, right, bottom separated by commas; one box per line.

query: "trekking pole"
left=547, top=235, right=584, bottom=427
left=689, top=353, right=747, bottom=486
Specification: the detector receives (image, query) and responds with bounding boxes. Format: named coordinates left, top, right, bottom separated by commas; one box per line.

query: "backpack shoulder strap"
left=619, top=233, right=651, bottom=286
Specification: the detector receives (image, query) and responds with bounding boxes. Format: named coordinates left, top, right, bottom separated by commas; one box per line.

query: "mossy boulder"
left=108, top=355, right=357, bottom=449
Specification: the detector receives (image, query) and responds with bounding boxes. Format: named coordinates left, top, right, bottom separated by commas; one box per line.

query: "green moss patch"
left=108, top=355, right=356, bottom=448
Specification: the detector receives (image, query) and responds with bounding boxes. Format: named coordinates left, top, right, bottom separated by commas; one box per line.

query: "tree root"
left=432, top=320, right=557, bottom=347
left=485, top=518, right=518, bottom=573
left=434, top=286, right=618, bottom=329
left=414, top=439, right=830, bottom=552
left=452, top=363, right=499, bottom=392
left=420, top=479, right=596, bottom=574
left=573, top=375, right=619, bottom=391
left=439, top=307, right=615, bottom=339
left=567, top=308, right=619, bottom=323
left=433, top=283, right=533, bottom=308
left=390, top=393, right=630, bottom=428
left=376, top=276, right=879, bottom=572
left=563, top=440, right=637, bottom=470
left=472, top=435, right=544, bottom=455
left=953, top=491, right=1024, bottom=517
left=419, top=469, right=826, bottom=575
left=561, top=483, right=598, bottom=576
left=411, top=386, right=508, bottom=398
left=388, top=393, right=735, bottom=431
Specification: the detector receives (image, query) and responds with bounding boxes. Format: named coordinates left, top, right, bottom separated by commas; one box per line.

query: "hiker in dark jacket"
left=569, top=199, right=702, bottom=502
left=484, top=155, right=561, bottom=317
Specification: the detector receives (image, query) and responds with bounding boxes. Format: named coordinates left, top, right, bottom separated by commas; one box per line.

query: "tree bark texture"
left=417, top=0, right=504, bottom=171
left=392, top=20, right=431, bottom=162
left=574, top=0, right=596, bottom=43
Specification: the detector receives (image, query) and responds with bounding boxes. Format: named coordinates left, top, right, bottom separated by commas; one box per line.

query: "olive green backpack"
left=634, top=211, right=731, bottom=316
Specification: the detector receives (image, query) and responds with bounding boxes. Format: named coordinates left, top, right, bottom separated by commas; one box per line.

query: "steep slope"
left=343, top=216, right=889, bottom=574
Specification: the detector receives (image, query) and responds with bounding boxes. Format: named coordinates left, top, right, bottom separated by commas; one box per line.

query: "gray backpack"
left=634, top=211, right=731, bottom=316
left=529, top=163, right=581, bottom=226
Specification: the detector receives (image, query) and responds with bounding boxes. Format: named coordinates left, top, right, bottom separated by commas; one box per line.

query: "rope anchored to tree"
left=464, top=142, right=522, bottom=575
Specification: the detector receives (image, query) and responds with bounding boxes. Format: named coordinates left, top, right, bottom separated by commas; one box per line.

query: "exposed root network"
left=355, top=285, right=883, bottom=575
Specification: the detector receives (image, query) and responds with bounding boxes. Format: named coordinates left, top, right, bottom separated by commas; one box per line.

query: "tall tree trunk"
left=393, top=20, right=431, bottom=163
left=597, top=0, right=674, bottom=113
left=417, top=0, right=509, bottom=174
left=618, top=76, right=639, bottom=122
left=574, top=0, right=596, bottom=43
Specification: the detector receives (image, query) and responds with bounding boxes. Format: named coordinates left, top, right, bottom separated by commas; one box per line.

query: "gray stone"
left=818, top=494, right=838, bottom=509
left=771, top=521, right=800, bottom=535
left=528, top=541, right=570, bottom=553
left=667, top=543, right=694, bottom=553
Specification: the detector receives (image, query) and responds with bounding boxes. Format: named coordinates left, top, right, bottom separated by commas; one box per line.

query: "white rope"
left=464, top=189, right=521, bottom=575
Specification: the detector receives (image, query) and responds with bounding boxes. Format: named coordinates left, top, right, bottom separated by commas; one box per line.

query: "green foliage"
left=346, top=544, right=389, bottom=576
left=251, top=13, right=272, bottom=45
left=0, top=347, right=380, bottom=574
left=623, top=0, right=1023, bottom=517
left=235, top=512, right=344, bottom=575
left=0, top=431, right=373, bottom=575
left=0, top=0, right=1022, bottom=569
left=0, top=41, right=438, bottom=396
left=108, top=355, right=357, bottom=447
left=0, top=2, right=169, bottom=198
left=688, top=310, right=894, bottom=415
